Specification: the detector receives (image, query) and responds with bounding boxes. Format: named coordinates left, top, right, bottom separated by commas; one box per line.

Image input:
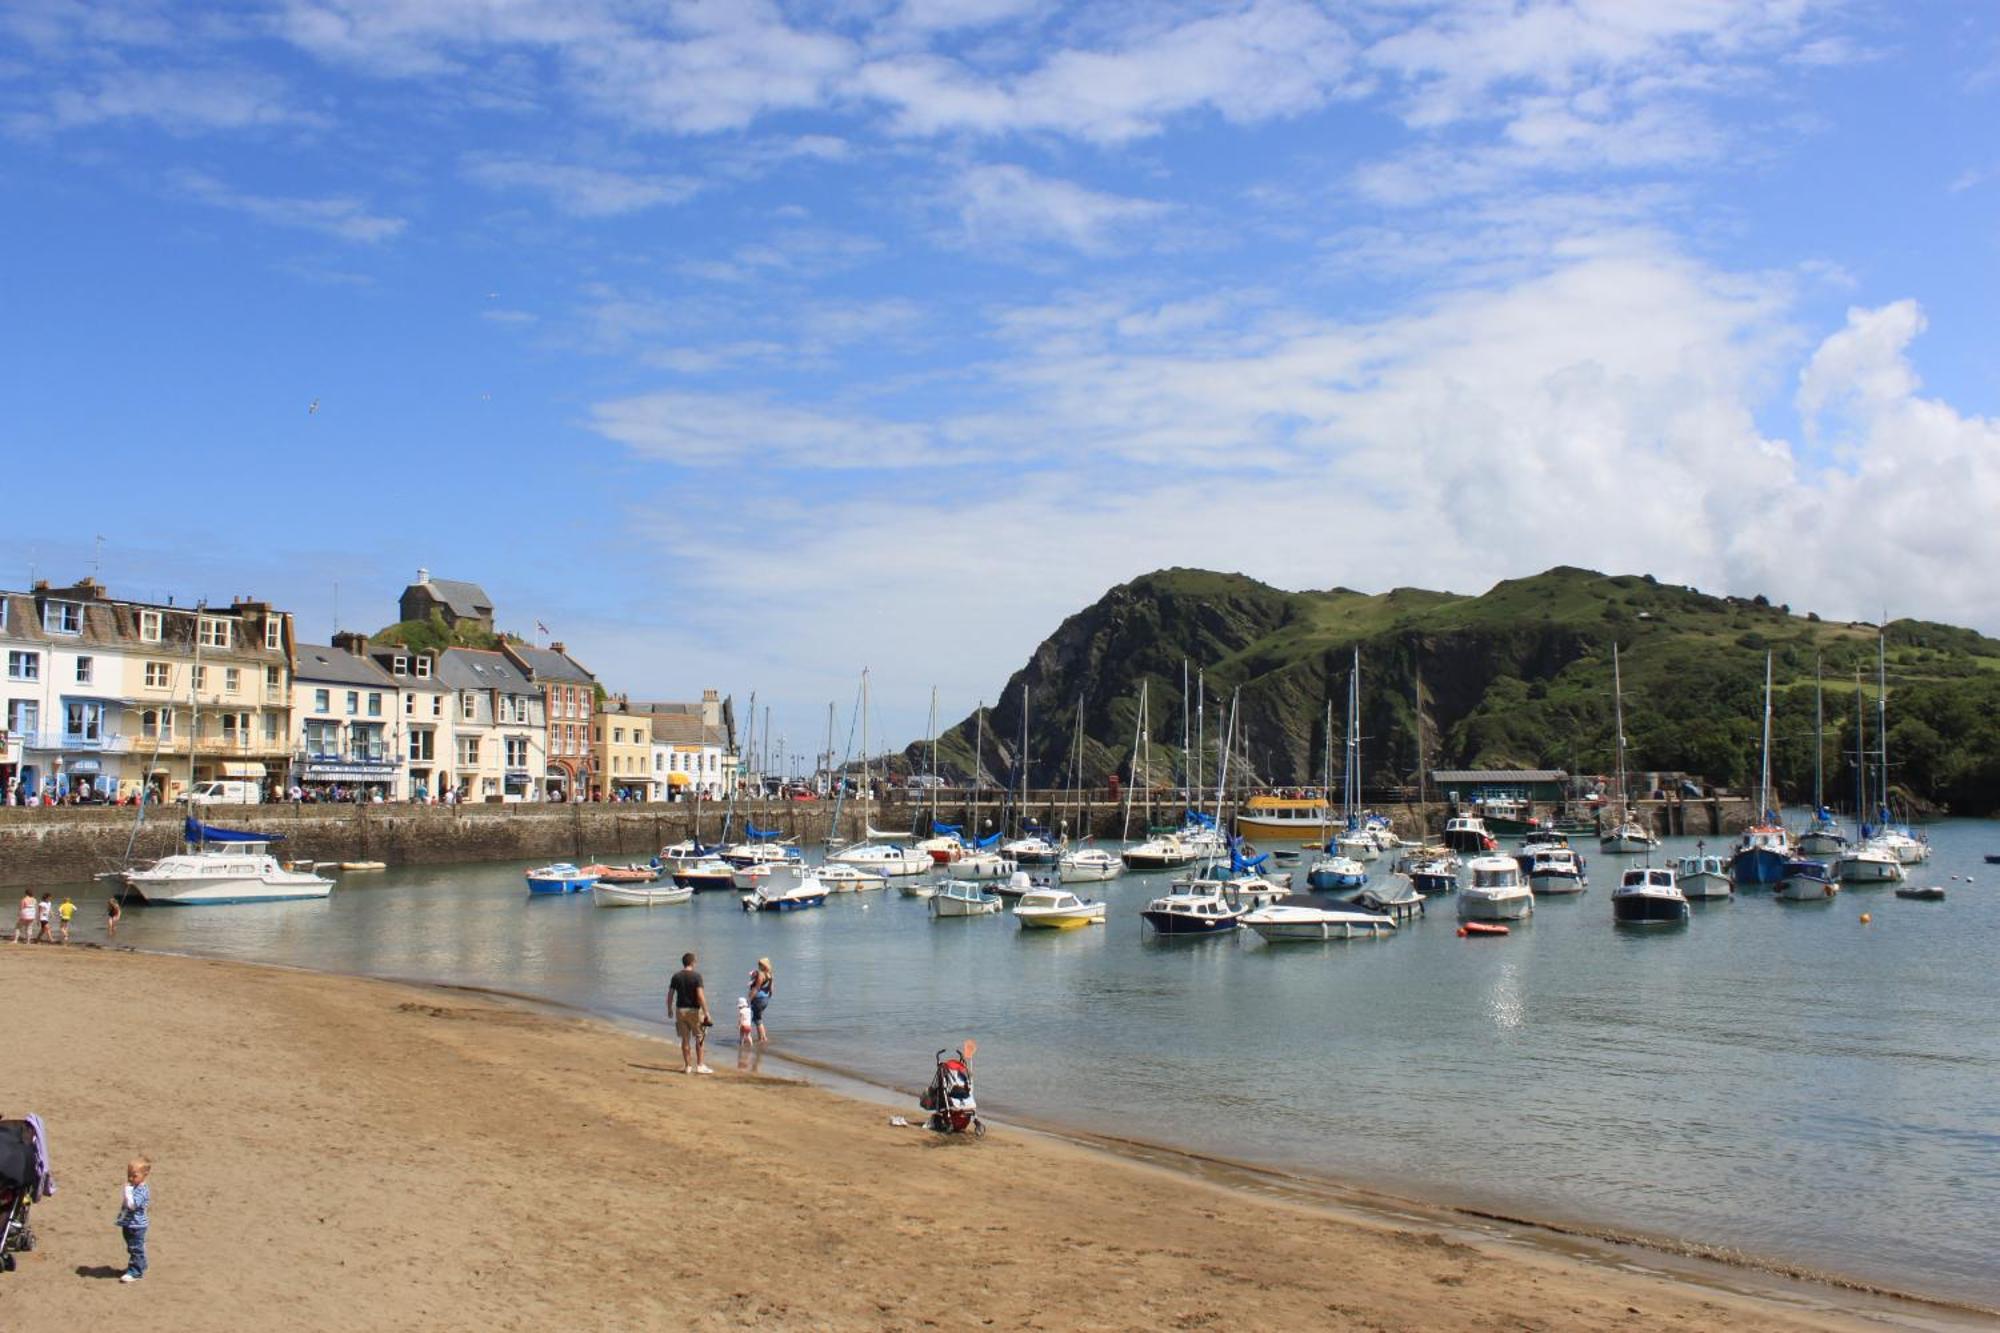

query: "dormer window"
left=198, top=616, right=232, bottom=649
left=414, top=656, right=432, bottom=678
left=139, top=610, right=162, bottom=642
left=264, top=618, right=283, bottom=651
left=393, top=655, right=409, bottom=675
left=43, top=601, right=82, bottom=635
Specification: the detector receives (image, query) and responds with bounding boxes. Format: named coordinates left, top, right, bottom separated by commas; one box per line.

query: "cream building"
left=290, top=635, right=406, bottom=799
left=592, top=698, right=655, bottom=801
left=436, top=648, right=545, bottom=802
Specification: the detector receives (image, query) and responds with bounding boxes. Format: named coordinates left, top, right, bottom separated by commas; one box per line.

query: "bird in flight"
left=308, top=398, right=320, bottom=415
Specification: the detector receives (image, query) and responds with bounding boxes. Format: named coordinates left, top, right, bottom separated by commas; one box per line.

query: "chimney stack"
left=417, top=567, right=430, bottom=585
left=550, top=641, right=566, bottom=654
left=332, top=631, right=369, bottom=657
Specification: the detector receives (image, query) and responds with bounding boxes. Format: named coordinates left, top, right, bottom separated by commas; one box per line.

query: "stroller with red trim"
left=1, top=1115, right=55, bottom=1273
left=918, top=1043, right=984, bottom=1137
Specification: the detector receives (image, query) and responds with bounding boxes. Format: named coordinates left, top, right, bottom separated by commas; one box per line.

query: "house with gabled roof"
left=399, top=568, right=494, bottom=633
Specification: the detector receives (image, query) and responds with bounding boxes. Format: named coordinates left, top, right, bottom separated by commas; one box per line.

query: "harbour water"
left=72, top=818, right=2000, bottom=1307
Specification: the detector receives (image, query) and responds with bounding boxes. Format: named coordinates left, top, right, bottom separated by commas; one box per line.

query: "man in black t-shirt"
left=668, top=951, right=712, bottom=1074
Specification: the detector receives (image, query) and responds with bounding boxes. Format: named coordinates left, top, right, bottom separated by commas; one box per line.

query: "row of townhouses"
left=0, top=572, right=737, bottom=804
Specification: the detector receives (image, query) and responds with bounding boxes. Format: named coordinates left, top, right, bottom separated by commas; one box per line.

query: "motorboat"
left=946, top=852, right=1019, bottom=881
left=991, top=870, right=1039, bottom=900
left=1012, top=888, right=1106, bottom=929
left=1333, top=828, right=1381, bottom=862
left=916, top=834, right=965, bottom=865
left=583, top=862, right=658, bottom=884
left=1234, top=794, right=1331, bottom=840
left=1834, top=842, right=1905, bottom=885
left=1057, top=847, right=1124, bottom=883
left=741, top=875, right=830, bottom=912
left=1870, top=827, right=1930, bottom=866
left=526, top=862, right=598, bottom=895
left=1775, top=859, right=1838, bottom=902
left=731, top=861, right=801, bottom=893
left=1121, top=834, right=1198, bottom=871
left=657, top=839, right=719, bottom=867
left=1524, top=848, right=1586, bottom=895
left=122, top=818, right=334, bottom=905
left=1140, top=884, right=1245, bottom=935
left=1352, top=879, right=1424, bottom=922
left=671, top=858, right=737, bottom=892
left=592, top=880, right=693, bottom=908
left=1674, top=852, right=1733, bottom=899
left=1458, top=855, right=1532, bottom=921
left=1514, top=829, right=1571, bottom=863
left=1611, top=866, right=1688, bottom=924
left=1894, top=885, right=1945, bottom=901
left=1442, top=815, right=1496, bottom=854
left=722, top=840, right=803, bottom=869
left=1171, top=873, right=1290, bottom=908
left=1407, top=856, right=1459, bottom=897
left=1795, top=809, right=1848, bottom=858
left=930, top=880, right=1003, bottom=917
left=1728, top=823, right=1792, bottom=887
left=813, top=864, right=887, bottom=893
left=827, top=843, right=932, bottom=877
left=1474, top=797, right=1542, bottom=837
left=1599, top=821, right=1660, bottom=855
left=1241, top=902, right=1395, bottom=941
left=1305, top=852, right=1368, bottom=892
left=1000, top=835, right=1060, bottom=865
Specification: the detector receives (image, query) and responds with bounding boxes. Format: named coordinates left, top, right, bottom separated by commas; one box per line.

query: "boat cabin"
left=1618, top=867, right=1678, bottom=892
left=1466, top=856, right=1524, bottom=889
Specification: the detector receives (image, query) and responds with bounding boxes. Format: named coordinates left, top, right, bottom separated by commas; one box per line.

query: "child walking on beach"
left=12, top=892, right=32, bottom=943
left=116, top=1156, right=151, bottom=1282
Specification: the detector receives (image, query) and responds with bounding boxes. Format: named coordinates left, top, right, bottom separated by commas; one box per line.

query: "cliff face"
left=916, top=567, right=2000, bottom=810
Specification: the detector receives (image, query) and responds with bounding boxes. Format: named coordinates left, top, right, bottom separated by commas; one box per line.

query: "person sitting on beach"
left=116, top=1156, right=151, bottom=1282
left=13, top=892, right=34, bottom=944
left=668, top=952, right=712, bottom=1076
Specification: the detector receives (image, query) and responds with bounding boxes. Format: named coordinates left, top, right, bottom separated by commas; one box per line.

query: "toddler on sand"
left=115, top=1157, right=151, bottom=1282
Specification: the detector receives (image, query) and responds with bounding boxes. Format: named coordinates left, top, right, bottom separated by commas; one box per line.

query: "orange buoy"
left=1860, top=912, right=1872, bottom=924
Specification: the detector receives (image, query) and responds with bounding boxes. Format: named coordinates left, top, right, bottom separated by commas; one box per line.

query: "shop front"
left=293, top=755, right=401, bottom=802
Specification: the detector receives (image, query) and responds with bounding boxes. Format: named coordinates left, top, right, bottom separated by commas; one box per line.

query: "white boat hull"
left=1678, top=871, right=1734, bottom=899
left=592, top=882, right=693, bottom=908
left=1014, top=905, right=1106, bottom=929
left=1057, top=860, right=1122, bottom=883
left=1242, top=906, right=1395, bottom=941
left=1458, top=889, right=1533, bottom=921
left=930, top=891, right=1002, bottom=917
left=1527, top=871, right=1585, bottom=895
left=1836, top=853, right=1904, bottom=884
left=1775, top=875, right=1838, bottom=901
left=1599, top=831, right=1658, bottom=854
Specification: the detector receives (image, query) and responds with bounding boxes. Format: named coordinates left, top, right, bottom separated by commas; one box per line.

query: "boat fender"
left=1456, top=926, right=1466, bottom=938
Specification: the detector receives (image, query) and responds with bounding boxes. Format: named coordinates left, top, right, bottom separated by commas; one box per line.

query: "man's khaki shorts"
left=675, top=1007, right=703, bottom=1038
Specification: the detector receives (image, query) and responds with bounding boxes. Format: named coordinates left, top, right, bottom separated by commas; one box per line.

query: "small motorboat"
left=1121, top=834, right=1198, bottom=871
left=1057, top=847, right=1124, bottom=883
left=671, top=859, right=737, bottom=892
left=1458, top=921, right=1510, bottom=938
left=1305, top=852, right=1368, bottom=892
left=1894, top=885, right=1945, bottom=901
left=1599, top=821, right=1660, bottom=855
left=526, top=862, right=597, bottom=894
left=1000, top=835, right=1061, bottom=866
left=338, top=860, right=387, bottom=872
left=1141, top=885, right=1245, bottom=936
left=731, top=861, right=800, bottom=893
left=722, top=841, right=804, bottom=869
left=592, top=880, right=693, bottom=908
left=1405, top=853, right=1459, bottom=896
left=814, top=864, right=887, bottom=893
left=1611, top=866, right=1689, bottom=924
left=930, top=880, right=1003, bottom=917
left=1012, top=887, right=1106, bottom=929
left=1985, top=855, right=2000, bottom=865
left=1524, top=848, right=1586, bottom=896
left=1775, top=859, right=1839, bottom=902
left=1442, top=815, right=1496, bottom=854
left=657, top=839, right=719, bottom=867
left=991, top=870, right=1039, bottom=900
left=1836, top=842, right=1906, bottom=885
left=583, top=862, right=659, bottom=884
left=1674, top=850, right=1733, bottom=900
left=1458, top=855, right=1532, bottom=921
left=828, top=843, right=933, bottom=877
left=897, top=877, right=940, bottom=899
left=946, top=852, right=1019, bottom=881
left=1241, top=902, right=1395, bottom=941
left=1353, top=880, right=1424, bottom=922
left=742, top=876, right=830, bottom=912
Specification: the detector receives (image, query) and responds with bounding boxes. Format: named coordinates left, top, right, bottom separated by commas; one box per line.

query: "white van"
left=185, top=780, right=264, bottom=805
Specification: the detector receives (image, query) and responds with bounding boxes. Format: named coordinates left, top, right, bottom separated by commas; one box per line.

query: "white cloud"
left=18, top=65, right=321, bottom=136
left=588, top=390, right=954, bottom=468
left=174, top=170, right=405, bottom=242
left=462, top=155, right=700, bottom=217
left=951, top=163, right=1168, bottom=253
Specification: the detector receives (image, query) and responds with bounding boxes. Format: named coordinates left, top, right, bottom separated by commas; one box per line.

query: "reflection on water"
left=83, top=819, right=2000, bottom=1306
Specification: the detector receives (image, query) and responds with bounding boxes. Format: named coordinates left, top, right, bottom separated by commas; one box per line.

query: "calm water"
left=73, top=818, right=2000, bottom=1306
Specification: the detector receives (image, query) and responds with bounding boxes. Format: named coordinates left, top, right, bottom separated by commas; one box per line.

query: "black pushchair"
left=919, top=1045, right=984, bottom=1137
left=0, top=1116, right=54, bottom=1273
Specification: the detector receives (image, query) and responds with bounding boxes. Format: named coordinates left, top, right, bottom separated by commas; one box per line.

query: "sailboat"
left=1598, top=644, right=1659, bottom=854
left=1835, top=669, right=1905, bottom=885
left=1000, top=680, right=1059, bottom=865
left=1728, top=653, right=1792, bottom=886
left=914, top=688, right=966, bottom=865
left=1058, top=701, right=1123, bottom=884
left=1122, top=680, right=1197, bottom=871
left=1863, top=633, right=1930, bottom=865
left=1308, top=668, right=1368, bottom=892
left=1796, top=658, right=1847, bottom=857
left=830, top=670, right=929, bottom=877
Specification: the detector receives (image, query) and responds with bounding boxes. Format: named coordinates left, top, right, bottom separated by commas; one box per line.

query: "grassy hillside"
left=916, top=567, right=2000, bottom=815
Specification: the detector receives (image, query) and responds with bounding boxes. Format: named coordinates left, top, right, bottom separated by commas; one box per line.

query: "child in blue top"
left=116, top=1157, right=151, bottom=1282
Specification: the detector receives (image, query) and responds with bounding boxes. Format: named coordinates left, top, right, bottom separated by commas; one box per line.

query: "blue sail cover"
left=971, top=831, right=1002, bottom=849
left=744, top=823, right=783, bottom=840
left=931, top=821, right=962, bottom=836
left=184, top=817, right=280, bottom=844
left=1023, top=819, right=1049, bottom=834
left=1184, top=810, right=1217, bottom=828
left=1225, top=836, right=1268, bottom=874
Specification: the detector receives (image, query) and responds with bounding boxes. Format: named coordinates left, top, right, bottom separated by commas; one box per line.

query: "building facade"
left=371, top=643, right=449, bottom=801
left=435, top=648, right=545, bottom=802
left=592, top=698, right=655, bottom=801
left=2, top=579, right=291, bottom=802
left=501, top=641, right=597, bottom=799
left=398, top=569, right=494, bottom=632
left=636, top=690, right=736, bottom=801
left=290, top=635, right=405, bottom=799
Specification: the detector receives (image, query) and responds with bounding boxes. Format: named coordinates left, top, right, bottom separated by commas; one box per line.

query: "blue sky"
left=5, top=1, right=1999, bottom=758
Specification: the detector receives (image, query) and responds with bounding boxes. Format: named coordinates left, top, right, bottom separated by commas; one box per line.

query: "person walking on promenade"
left=669, top=952, right=712, bottom=1075
left=35, top=893, right=53, bottom=943
left=57, top=894, right=75, bottom=944
left=13, top=891, right=34, bottom=943
left=106, top=895, right=122, bottom=939
left=747, top=957, right=774, bottom=1044
left=116, top=1156, right=152, bottom=1282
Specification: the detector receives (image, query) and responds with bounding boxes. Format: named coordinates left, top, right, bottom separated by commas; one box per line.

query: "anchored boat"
left=122, top=818, right=334, bottom=906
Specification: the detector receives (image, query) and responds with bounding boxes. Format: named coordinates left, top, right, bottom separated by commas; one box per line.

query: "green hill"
left=915, top=567, right=2000, bottom=816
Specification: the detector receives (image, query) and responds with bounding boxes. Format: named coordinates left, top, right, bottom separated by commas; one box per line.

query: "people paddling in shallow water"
left=746, top=957, right=774, bottom=1043
left=106, top=895, right=122, bottom=939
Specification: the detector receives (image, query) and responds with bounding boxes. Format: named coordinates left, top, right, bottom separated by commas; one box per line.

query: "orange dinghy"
left=1457, top=922, right=1510, bottom=938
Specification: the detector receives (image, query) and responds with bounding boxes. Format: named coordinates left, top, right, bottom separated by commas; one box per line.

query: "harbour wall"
left=0, top=794, right=1752, bottom=889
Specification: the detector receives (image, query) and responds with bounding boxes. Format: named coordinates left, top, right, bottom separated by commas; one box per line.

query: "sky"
left=4, top=1, right=1999, bottom=761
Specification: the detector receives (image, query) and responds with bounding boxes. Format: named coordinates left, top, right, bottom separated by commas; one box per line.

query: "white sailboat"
left=1599, top=643, right=1659, bottom=854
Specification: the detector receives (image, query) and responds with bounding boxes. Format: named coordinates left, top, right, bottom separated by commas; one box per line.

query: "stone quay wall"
left=0, top=792, right=1750, bottom=889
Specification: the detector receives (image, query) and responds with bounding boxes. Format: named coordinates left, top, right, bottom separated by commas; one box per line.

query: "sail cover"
left=744, top=823, right=783, bottom=840
left=184, top=817, right=280, bottom=844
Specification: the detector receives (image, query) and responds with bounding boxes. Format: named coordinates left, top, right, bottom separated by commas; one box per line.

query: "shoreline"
left=12, top=940, right=1993, bottom=1330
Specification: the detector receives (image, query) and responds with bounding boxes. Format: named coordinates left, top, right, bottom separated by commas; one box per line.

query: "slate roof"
left=294, top=643, right=397, bottom=688
left=504, top=644, right=595, bottom=685
left=424, top=578, right=492, bottom=620
left=436, top=647, right=537, bottom=695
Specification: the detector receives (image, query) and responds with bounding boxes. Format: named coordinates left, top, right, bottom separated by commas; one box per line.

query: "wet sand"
left=1, top=946, right=1975, bottom=1330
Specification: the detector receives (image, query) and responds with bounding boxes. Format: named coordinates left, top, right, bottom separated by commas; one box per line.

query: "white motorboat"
left=741, top=875, right=830, bottom=912
left=946, top=852, right=1019, bottom=881
left=813, top=864, right=887, bottom=893
left=1333, top=829, right=1381, bottom=862
left=657, top=839, right=720, bottom=867
left=1524, top=848, right=1586, bottom=895
left=1057, top=847, right=1123, bottom=883
left=1170, top=873, right=1290, bottom=908
left=1241, top=902, right=1396, bottom=941
left=1674, top=852, right=1733, bottom=899
left=1442, top=815, right=1495, bottom=853
left=1012, top=887, right=1106, bottom=929
left=722, top=841, right=803, bottom=869
left=1599, top=821, right=1660, bottom=854
left=1001, top=835, right=1060, bottom=865
left=592, top=880, right=693, bottom=908
left=1121, top=834, right=1198, bottom=871
left=1870, top=828, right=1930, bottom=866
left=123, top=822, right=334, bottom=906
left=930, top=880, right=1003, bottom=917
left=1140, top=884, right=1245, bottom=935
left=1611, top=865, right=1688, bottom=923
left=828, top=843, right=932, bottom=877
left=1775, top=859, right=1839, bottom=902
left=1835, top=842, right=1906, bottom=884
left=1458, top=855, right=1533, bottom=921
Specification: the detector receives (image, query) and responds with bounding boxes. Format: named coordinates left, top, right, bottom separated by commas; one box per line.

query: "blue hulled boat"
left=526, top=862, right=597, bottom=894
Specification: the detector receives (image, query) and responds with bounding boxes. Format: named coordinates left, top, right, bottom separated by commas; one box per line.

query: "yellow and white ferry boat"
left=1233, top=793, right=1331, bottom=841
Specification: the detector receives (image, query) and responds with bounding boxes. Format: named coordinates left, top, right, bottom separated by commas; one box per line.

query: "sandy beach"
left=0, top=945, right=1975, bottom=1331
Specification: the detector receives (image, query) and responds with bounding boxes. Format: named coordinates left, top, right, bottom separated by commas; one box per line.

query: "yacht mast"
left=1876, top=632, right=1890, bottom=820
left=1611, top=643, right=1628, bottom=825
left=1758, top=652, right=1774, bottom=820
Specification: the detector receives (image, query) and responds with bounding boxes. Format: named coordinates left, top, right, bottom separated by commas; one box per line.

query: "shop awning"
left=221, top=763, right=266, bottom=777
left=667, top=772, right=691, bottom=786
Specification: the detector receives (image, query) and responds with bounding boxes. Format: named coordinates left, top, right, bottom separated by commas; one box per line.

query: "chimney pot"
left=417, top=567, right=430, bottom=585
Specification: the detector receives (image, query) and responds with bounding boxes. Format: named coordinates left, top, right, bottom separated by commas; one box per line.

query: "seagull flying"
left=308, top=398, right=320, bottom=415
